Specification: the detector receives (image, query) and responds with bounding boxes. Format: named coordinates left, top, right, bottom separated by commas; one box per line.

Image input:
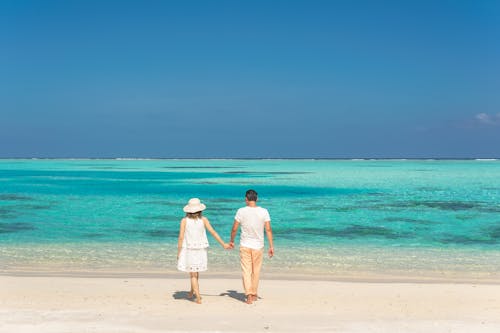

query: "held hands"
left=222, top=242, right=271, bottom=256
left=223, top=241, right=235, bottom=250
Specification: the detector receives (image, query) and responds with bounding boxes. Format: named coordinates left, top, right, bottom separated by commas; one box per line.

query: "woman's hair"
left=186, top=211, right=202, bottom=219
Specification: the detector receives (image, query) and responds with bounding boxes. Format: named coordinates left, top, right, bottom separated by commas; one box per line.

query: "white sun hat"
left=183, top=198, right=206, bottom=213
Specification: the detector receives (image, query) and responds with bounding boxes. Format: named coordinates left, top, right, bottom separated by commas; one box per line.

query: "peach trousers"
left=239, top=246, right=264, bottom=296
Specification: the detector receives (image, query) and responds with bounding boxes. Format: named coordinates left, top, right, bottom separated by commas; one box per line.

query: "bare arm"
left=265, top=221, right=274, bottom=258
left=229, top=220, right=240, bottom=248
left=203, top=217, right=230, bottom=249
left=177, top=218, right=187, bottom=259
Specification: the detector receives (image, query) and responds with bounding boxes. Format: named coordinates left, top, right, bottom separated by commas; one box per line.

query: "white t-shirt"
left=235, top=206, right=271, bottom=250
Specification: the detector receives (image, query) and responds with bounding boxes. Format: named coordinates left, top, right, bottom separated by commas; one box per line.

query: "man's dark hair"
left=245, top=189, right=258, bottom=202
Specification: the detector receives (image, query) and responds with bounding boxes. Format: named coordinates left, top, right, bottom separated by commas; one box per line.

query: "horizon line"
left=0, top=157, right=499, bottom=161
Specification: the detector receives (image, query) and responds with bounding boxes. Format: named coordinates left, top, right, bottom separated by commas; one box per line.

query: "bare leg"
left=187, top=273, right=194, bottom=299
left=190, top=272, right=201, bottom=304
left=189, top=273, right=195, bottom=299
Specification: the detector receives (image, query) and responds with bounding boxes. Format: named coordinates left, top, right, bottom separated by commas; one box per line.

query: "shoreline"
left=2, top=269, right=500, bottom=285
left=2, top=275, right=500, bottom=332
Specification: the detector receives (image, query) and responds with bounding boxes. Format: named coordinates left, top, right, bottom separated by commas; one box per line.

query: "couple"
left=176, top=189, right=274, bottom=305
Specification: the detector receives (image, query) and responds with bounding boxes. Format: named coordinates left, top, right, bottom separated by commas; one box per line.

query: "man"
left=229, top=189, right=274, bottom=304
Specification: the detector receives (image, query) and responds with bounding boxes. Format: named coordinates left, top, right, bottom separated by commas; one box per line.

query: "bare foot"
left=245, top=295, right=253, bottom=304
left=194, top=293, right=202, bottom=304
left=187, top=290, right=194, bottom=299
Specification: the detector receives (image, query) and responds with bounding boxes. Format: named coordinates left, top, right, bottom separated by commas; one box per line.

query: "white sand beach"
left=1, top=274, right=500, bottom=333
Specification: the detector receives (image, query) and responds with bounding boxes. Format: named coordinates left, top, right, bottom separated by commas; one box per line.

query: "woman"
left=177, top=198, right=230, bottom=304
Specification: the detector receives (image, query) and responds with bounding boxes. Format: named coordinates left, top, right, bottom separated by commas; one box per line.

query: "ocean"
left=1, top=159, right=500, bottom=280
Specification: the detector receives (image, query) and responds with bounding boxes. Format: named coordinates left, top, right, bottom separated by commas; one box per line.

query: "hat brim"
left=183, top=203, right=206, bottom=213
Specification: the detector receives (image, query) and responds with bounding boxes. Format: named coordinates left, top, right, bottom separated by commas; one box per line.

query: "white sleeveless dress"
left=177, top=218, right=209, bottom=272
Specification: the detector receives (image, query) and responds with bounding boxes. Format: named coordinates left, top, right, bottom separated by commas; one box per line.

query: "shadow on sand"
left=172, top=291, right=194, bottom=302
left=219, top=290, right=246, bottom=302
left=173, top=290, right=251, bottom=303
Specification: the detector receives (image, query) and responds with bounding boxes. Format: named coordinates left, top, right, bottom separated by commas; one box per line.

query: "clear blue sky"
left=1, top=0, right=499, bottom=158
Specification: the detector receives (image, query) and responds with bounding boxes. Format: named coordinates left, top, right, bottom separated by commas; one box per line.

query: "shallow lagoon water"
left=1, top=159, right=500, bottom=280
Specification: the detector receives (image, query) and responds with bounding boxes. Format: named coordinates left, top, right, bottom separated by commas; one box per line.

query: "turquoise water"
left=1, top=159, right=500, bottom=279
